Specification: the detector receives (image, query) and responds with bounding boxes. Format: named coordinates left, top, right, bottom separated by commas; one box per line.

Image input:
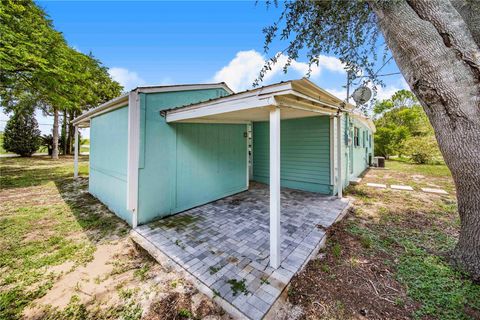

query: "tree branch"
left=450, top=0, right=480, bottom=48
left=407, top=0, right=480, bottom=81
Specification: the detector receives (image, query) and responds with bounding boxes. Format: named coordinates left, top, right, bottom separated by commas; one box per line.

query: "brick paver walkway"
left=134, top=183, right=349, bottom=319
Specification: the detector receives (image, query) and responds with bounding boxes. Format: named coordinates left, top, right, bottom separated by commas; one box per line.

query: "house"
left=72, top=78, right=375, bottom=269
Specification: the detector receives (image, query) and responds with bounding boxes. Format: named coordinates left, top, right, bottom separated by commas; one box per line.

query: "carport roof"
left=163, top=78, right=354, bottom=124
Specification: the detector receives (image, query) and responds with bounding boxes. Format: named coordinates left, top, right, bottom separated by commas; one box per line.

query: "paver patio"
left=132, top=183, right=349, bottom=319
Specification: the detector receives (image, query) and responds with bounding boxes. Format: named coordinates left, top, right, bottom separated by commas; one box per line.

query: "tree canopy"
left=373, top=89, right=440, bottom=163
left=261, top=0, right=480, bottom=280
left=0, top=0, right=122, bottom=112
left=0, top=0, right=122, bottom=158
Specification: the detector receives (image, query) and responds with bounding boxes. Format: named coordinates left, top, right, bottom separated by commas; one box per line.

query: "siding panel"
left=175, top=123, right=247, bottom=212
left=252, top=116, right=331, bottom=194
left=89, top=106, right=131, bottom=224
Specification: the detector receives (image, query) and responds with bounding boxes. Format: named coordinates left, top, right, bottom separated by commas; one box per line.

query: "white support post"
left=127, top=90, right=140, bottom=228
left=269, top=107, right=281, bottom=269
left=73, top=126, right=79, bottom=179
left=336, top=114, right=343, bottom=198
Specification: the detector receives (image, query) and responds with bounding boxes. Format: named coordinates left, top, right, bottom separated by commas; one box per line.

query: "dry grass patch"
left=286, top=160, right=479, bottom=320
left=0, top=156, right=229, bottom=320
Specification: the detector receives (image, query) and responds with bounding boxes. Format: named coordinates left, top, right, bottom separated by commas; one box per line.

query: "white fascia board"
left=71, top=83, right=234, bottom=127
left=275, top=95, right=337, bottom=116
left=166, top=95, right=277, bottom=123
left=352, top=113, right=376, bottom=133
left=284, top=89, right=345, bottom=111
left=168, top=81, right=293, bottom=114
left=175, top=119, right=251, bottom=124
left=71, top=94, right=129, bottom=125
left=137, top=83, right=234, bottom=94
left=297, top=78, right=345, bottom=105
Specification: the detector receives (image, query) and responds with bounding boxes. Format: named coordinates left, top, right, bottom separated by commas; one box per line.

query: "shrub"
left=405, top=135, right=441, bottom=164
left=2, top=110, right=41, bottom=156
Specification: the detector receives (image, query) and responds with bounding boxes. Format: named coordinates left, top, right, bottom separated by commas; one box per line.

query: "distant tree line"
left=0, top=0, right=122, bottom=158
left=373, top=90, right=441, bottom=164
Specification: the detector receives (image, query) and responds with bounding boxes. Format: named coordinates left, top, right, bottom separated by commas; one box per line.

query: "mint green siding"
left=350, top=117, right=373, bottom=178
left=252, top=116, right=332, bottom=194
left=87, top=88, right=374, bottom=225
left=330, top=113, right=374, bottom=195
left=175, top=123, right=247, bottom=212
left=137, top=88, right=243, bottom=224
left=89, top=106, right=131, bottom=224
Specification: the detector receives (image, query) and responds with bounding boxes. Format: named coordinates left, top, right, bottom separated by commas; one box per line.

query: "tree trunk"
left=371, top=0, right=480, bottom=280
left=52, top=108, right=59, bottom=160
left=62, top=109, right=67, bottom=155
left=67, top=110, right=75, bottom=155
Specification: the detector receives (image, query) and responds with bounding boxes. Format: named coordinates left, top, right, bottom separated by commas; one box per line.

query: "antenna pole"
left=346, top=70, right=351, bottom=104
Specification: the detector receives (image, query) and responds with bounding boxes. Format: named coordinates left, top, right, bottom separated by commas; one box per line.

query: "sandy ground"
left=0, top=156, right=230, bottom=320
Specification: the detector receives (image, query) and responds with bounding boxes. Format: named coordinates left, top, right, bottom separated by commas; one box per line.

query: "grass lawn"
left=0, top=156, right=227, bottom=320
left=288, top=159, right=480, bottom=320
left=0, top=133, right=7, bottom=154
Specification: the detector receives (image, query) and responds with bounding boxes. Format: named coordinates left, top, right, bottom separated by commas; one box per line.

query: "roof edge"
left=71, top=82, right=234, bottom=125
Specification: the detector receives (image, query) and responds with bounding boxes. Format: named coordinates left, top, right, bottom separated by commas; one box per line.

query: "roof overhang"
left=71, top=82, right=233, bottom=127
left=165, top=79, right=351, bottom=123
left=352, top=113, right=376, bottom=132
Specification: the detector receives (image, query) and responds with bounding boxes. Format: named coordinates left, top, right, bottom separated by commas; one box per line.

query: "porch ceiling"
left=170, top=105, right=326, bottom=123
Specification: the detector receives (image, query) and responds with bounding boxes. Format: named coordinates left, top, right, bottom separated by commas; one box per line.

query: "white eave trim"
left=136, top=83, right=234, bottom=94
left=71, top=82, right=233, bottom=126
left=352, top=112, right=376, bottom=133
left=166, top=95, right=278, bottom=122
left=71, top=94, right=129, bottom=126
left=165, top=81, right=345, bottom=123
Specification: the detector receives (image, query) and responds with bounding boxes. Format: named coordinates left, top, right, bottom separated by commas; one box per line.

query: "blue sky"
left=1, top=1, right=407, bottom=136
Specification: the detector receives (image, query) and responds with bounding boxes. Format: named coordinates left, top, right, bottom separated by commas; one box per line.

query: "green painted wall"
left=89, top=106, right=131, bottom=224
left=252, top=116, right=332, bottom=194
left=87, top=90, right=374, bottom=225
left=350, top=117, right=373, bottom=178
left=137, top=88, right=243, bottom=224
left=175, top=123, right=247, bottom=212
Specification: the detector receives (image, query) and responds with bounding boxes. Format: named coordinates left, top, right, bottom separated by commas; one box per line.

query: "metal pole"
left=74, top=126, right=79, bottom=179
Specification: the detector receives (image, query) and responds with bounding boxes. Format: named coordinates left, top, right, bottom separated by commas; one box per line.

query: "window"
left=363, top=131, right=366, bottom=147
left=354, top=127, right=360, bottom=147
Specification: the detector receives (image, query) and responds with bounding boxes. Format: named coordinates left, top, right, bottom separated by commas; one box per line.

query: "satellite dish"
left=352, top=86, right=372, bottom=105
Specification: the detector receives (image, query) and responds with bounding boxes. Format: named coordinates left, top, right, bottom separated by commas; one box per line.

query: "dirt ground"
left=278, top=161, right=480, bottom=320
left=2, top=156, right=479, bottom=320
left=0, top=156, right=230, bottom=320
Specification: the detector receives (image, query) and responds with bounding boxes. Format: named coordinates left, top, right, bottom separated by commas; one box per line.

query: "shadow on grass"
left=0, top=155, right=89, bottom=189
left=53, top=177, right=129, bottom=243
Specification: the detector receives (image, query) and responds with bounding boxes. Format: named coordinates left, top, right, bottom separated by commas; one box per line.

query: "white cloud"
left=325, top=88, right=347, bottom=101
left=374, top=79, right=409, bottom=101
left=213, top=50, right=345, bottom=92
left=326, top=78, right=409, bottom=106
left=108, top=67, right=146, bottom=91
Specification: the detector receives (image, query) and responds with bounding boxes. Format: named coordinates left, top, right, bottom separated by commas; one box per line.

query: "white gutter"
left=71, top=93, right=129, bottom=126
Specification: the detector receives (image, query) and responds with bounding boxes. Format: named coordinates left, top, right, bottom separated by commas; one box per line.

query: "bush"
left=374, top=126, right=409, bottom=159
left=2, top=110, right=41, bottom=156
left=405, top=135, right=441, bottom=164
left=40, top=134, right=65, bottom=156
